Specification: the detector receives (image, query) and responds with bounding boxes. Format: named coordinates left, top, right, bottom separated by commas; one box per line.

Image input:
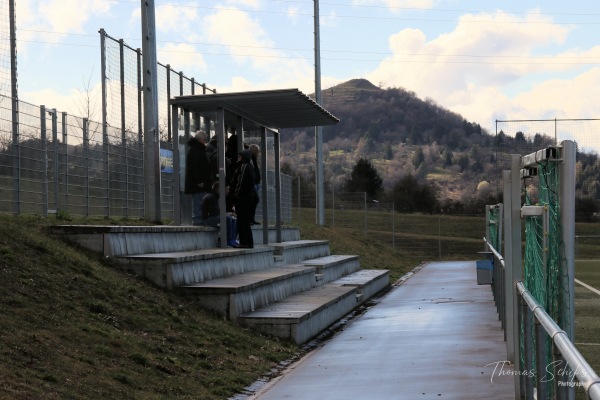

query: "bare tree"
left=74, top=69, right=101, bottom=143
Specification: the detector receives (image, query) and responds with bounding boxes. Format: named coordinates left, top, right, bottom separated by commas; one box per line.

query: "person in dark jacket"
left=249, top=144, right=261, bottom=225
left=231, top=150, right=257, bottom=248
left=184, top=130, right=211, bottom=225
left=201, top=182, right=238, bottom=247
left=205, top=134, right=219, bottom=186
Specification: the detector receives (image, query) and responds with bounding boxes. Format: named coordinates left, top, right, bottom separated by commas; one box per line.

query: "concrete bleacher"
left=54, top=224, right=389, bottom=344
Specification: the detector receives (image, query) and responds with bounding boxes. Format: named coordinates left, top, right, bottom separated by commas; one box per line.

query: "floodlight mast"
left=141, top=0, right=162, bottom=223
left=314, top=0, right=324, bottom=225
left=10, top=0, right=20, bottom=214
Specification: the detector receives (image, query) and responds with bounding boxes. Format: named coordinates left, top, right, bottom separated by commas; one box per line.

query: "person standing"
left=231, top=150, right=257, bottom=248
left=249, top=144, right=261, bottom=225
left=184, top=130, right=211, bottom=226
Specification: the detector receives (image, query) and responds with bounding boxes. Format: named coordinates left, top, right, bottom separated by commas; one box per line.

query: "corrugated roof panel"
left=170, top=88, right=339, bottom=129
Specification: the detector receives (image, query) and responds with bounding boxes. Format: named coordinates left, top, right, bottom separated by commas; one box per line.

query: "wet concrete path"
left=250, top=261, right=515, bottom=400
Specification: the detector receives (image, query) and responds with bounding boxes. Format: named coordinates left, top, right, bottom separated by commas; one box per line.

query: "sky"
left=7, top=0, right=600, bottom=152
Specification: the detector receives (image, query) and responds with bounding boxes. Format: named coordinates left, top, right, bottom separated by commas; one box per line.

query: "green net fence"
left=520, top=158, right=570, bottom=393
left=488, top=207, right=500, bottom=251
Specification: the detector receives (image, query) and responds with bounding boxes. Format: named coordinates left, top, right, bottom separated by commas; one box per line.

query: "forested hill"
left=280, top=78, right=500, bottom=207
left=279, top=78, right=599, bottom=216
left=316, top=78, right=484, bottom=147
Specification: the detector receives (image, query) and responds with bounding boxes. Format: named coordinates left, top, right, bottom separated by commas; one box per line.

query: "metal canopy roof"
left=170, top=88, right=339, bottom=130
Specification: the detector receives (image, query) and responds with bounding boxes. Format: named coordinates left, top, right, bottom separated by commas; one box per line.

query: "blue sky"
left=10, top=0, right=600, bottom=151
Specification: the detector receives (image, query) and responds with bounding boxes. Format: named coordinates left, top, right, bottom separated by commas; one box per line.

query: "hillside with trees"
left=279, top=79, right=599, bottom=217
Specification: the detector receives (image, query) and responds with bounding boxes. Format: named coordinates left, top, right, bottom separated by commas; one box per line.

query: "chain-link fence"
left=0, top=24, right=293, bottom=222
left=0, top=92, right=292, bottom=221
left=291, top=183, right=485, bottom=260
left=0, top=0, right=12, bottom=98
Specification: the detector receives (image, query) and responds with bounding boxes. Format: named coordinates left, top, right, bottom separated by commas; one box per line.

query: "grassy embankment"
left=0, top=211, right=597, bottom=399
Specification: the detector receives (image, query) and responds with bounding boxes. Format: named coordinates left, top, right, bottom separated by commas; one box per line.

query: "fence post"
left=10, top=0, right=20, bottom=214
left=559, top=140, right=576, bottom=400
left=83, top=118, right=90, bottom=216
left=392, top=202, right=395, bottom=248
left=136, top=48, right=143, bottom=144
left=62, top=112, right=68, bottom=210
left=100, top=29, right=110, bottom=218
left=364, top=192, right=367, bottom=236
left=438, top=216, right=441, bottom=260
left=40, top=106, right=48, bottom=216
left=297, top=176, right=300, bottom=224
left=510, top=154, right=524, bottom=398
left=332, top=183, right=335, bottom=227
left=523, top=299, right=533, bottom=399
left=51, top=109, right=59, bottom=213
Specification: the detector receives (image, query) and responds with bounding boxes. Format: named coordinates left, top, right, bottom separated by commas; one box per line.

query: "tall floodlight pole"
left=141, top=0, right=162, bottom=223
left=314, top=0, right=324, bottom=225
left=9, top=0, right=20, bottom=214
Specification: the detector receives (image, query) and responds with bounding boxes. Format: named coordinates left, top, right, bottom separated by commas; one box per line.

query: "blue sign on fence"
left=160, top=149, right=173, bottom=174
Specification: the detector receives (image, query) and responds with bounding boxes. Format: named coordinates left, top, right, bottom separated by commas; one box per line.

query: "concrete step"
left=176, top=265, right=316, bottom=320
left=270, top=240, right=331, bottom=265
left=239, top=283, right=360, bottom=344
left=53, top=225, right=301, bottom=256
left=113, top=246, right=276, bottom=289
left=301, top=255, right=361, bottom=285
left=53, top=225, right=217, bottom=256
left=332, top=269, right=390, bottom=305
left=252, top=225, right=301, bottom=243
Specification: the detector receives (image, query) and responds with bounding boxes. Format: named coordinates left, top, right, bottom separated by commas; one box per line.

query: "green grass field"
left=574, top=260, right=600, bottom=399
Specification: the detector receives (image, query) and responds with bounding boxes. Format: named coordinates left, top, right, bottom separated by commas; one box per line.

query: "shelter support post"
left=274, top=130, right=282, bottom=243
left=217, top=108, right=227, bottom=248
left=172, top=104, right=181, bottom=225
left=260, top=127, right=269, bottom=244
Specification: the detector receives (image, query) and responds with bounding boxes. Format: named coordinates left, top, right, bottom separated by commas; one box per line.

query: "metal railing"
left=483, top=140, right=600, bottom=400
left=517, top=281, right=600, bottom=399
left=485, top=235, right=600, bottom=400
left=484, top=237, right=506, bottom=339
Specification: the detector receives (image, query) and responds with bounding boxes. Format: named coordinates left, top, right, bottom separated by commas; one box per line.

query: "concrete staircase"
left=54, top=225, right=390, bottom=344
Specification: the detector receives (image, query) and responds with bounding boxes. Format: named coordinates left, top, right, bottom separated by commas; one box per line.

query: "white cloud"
left=351, top=0, right=435, bottom=12
left=155, top=4, right=198, bottom=34
left=21, top=83, right=102, bottom=118
left=369, top=11, right=574, bottom=99
left=37, top=0, right=113, bottom=33
left=158, top=43, right=207, bottom=72
left=203, top=8, right=280, bottom=68
left=366, top=11, right=587, bottom=127
left=286, top=6, right=301, bottom=24
left=201, top=6, right=317, bottom=92
left=321, top=10, right=339, bottom=28
left=225, top=0, right=261, bottom=8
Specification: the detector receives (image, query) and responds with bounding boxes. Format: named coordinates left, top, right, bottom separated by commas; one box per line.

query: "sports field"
left=574, top=259, right=600, bottom=399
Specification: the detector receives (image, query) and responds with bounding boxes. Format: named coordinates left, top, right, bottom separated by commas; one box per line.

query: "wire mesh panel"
left=516, top=144, right=576, bottom=398
left=63, top=115, right=89, bottom=216
left=18, top=102, right=46, bottom=214
left=0, top=0, right=11, bottom=98
left=86, top=119, right=108, bottom=216
left=104, top=37, right=122, bottom=131
left=496, top=119, right=600, bottom=207
left=0, top=94, right=13, bottom=212
left=488, top=206, right=500, bottom=251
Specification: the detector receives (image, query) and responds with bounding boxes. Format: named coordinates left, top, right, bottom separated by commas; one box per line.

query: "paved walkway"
left=250, top=261, right=515, bottom=400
